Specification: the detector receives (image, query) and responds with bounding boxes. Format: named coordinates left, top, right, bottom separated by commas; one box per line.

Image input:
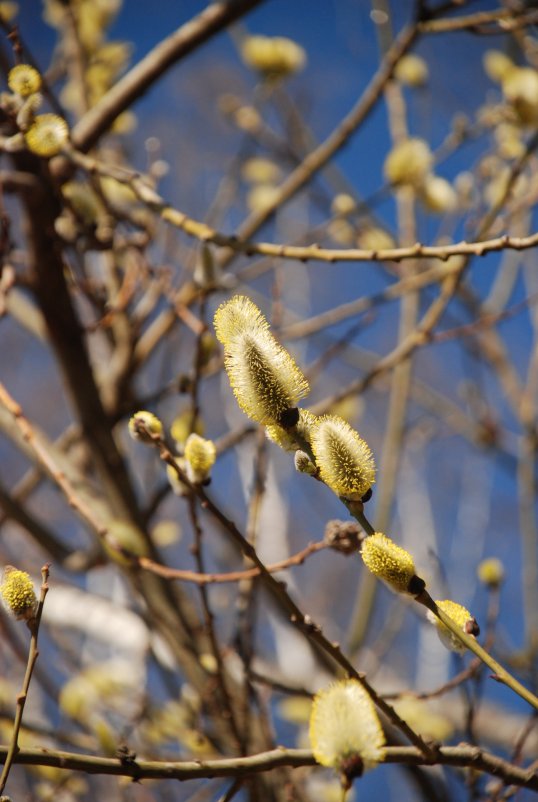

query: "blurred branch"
left=419, top=7, right=538, bottom=34
left=1, top=743, right=537, bottom=790
left=71, top=0, right=267, bottom=151
left=64, top=143, right=538, bottom=273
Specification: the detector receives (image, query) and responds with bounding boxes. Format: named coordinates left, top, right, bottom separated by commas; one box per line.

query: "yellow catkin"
left=25, top=113, right=68, bottom=157
left=427, top=599, right=478, bottom=654
left=128, top=411, right=163, bottom=443
left=8, top=64, right=41, bottom=96
left=0, top=566, right=37, bottom=620
left=477, top=557, right=505, bottom=587
left=184, top=434, right=216, bottom=482
left=241, top=35, right=306, bottom=76
left=310, top=415, right=375, bottom=500
left=384, top=137, right=433, bottom=187
left=309, top=679, right=385, bottom=779
left=213, top=295, right=269, bottom=349
left=214, top=295, right=310, bottom=426
left=360, top=532, right=416, bottom=593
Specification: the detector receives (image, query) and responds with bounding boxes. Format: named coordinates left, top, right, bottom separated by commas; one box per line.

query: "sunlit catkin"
left=309, top=679, right=385, bottom=786
left=427, top=600, right=480, bottom=654
left=361, top=532, right=420, bottom=594
left=128, top=410, right=163, bottom=443
left=184, top=433, right=216, bottom=483
left=0, top=566, right=37, bottom=620
left=310, top=415, right=375, bottom=500
left=214, top=297, right=309, bottom=426
left=8, top=64, right=42, bottom=96
left=213, top=295, right=269, bottom=349
left=25, top=113, right=69, bottom=157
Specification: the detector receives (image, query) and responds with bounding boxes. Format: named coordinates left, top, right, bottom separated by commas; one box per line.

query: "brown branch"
left=419, top=7, right=538, bottom=34
left=0, top=744, right=536, bottom=790
left=0, top=383, right=109, bottom=539
left=64, top=145, right=538, bottom=271
left=139, top=540, right=328, bottom=583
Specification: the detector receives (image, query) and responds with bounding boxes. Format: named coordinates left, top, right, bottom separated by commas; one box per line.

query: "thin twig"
left=0, top=564, right=49, bottom=794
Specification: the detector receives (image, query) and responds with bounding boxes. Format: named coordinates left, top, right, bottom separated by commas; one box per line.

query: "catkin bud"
left=477, top=557, right=505, bottom=588
left=502, top=67, right=538, bottom=124
left=170, top=410, right=204, bottom=448
left=331, top=193, right=355, bottom=216
left=0, top=566, right=37, bottom=620
left=361, top=533, right=421, bottom=594
left=241, top=157, right=281, bottom=185
left=483, top=50, right=515, bottom=84
left=310, top=415, right=375, bottom=500
left=128, top=411, right=163, bottom=443
left=384, top=138, right=433, bottom=187
left=294, top=449, right=317, bottom=476
left=427, top=599, right=480, bottom=654
left=8, top=64, right=42, bottom=97
left=419, top=174, right=457, bottom=214
left=241, top=35, right=306, bottom=77
left=184, top=433, right=216, bottom=483
left=394, top=54, right=428, bottom=87
left=309, top=679, right=385, bottom=786
left=24, top=113, right=69, bottom=157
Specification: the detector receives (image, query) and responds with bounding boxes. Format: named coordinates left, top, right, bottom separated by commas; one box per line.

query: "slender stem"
left=415, top=589, right=538, bottom=712
left=0, top=744, right=536, bottom=790
left=0, top=564, right=49, bottom=794
left=139, top=540, right=329, bottom=583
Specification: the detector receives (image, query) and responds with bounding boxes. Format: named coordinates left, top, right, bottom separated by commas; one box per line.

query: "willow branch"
left=139, top=541, right=329, bottom=583
left=0, top=744, right=536, bottom=790
left=62, top=146, right=538, bottom=266
left=418, top=7, right=538, bottom=34
left=0, top=564, right=49, bottom=795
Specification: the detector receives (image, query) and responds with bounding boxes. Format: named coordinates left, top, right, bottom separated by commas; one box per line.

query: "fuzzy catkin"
left=309, top=679, right=385, bottom=774
left=310, top=415, right=375, bottom=500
